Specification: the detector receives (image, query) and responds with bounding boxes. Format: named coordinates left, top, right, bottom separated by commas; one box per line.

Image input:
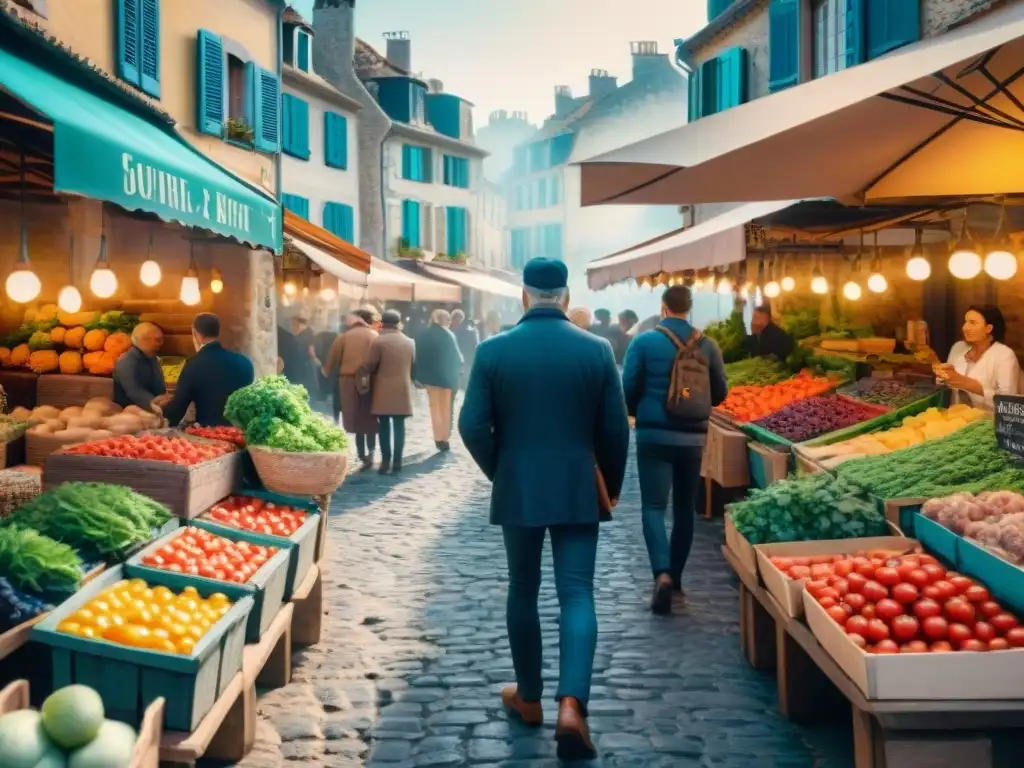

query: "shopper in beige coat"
left=359, top=309, right=416, bottom=474
left=322, top=308, right=379, bottom=470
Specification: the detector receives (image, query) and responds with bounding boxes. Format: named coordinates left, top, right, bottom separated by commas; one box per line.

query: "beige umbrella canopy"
left=579, top=3, right=1024, bottom=207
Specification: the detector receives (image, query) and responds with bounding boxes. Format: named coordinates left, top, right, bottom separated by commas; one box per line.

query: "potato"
left=27, top=424, right=54, bottom=435
left=9, top=406, right=32, bottom=421
left=106, top=413, right=145, bottom=431
left=59, top=406, right=84, bottom=422
left=107, top=423, right=137, bottom=436
left=53, top=427, right=92, bottom=440
left=66, top=415, right=103, bottom=430
left=44, top=418, right=65, bottom=431
left=32, top=405, right=60, bottom=420
left=83, top=399, right=121, bottom=417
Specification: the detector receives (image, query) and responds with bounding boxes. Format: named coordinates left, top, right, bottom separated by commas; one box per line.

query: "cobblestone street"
left=231, top=394, right=850, bottom=768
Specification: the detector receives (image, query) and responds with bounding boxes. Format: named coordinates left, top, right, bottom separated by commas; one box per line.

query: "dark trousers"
left=636, top=442, right=703, bottom=580
left=378, top=416, right=407, bottom=466
left=356, top=432, right=377, bottom=459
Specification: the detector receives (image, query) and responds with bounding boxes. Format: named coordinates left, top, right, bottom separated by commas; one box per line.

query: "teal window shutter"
left=700, top=58, right=719, bottom=116
left=402, top=145, right=413, bottom=180
left=402, top=200, right=421, bottom=248
left=252, top=67, right=280, bottom=154
left=282, top=194, right=309, bottom=220
left=768, top=0, right=800, bottom=92
left=717, top=47, right=748, bottom=110
left=846, top=0, right=866, bottom=66
left=195, top=30, right=224, bottom=136
left=324, top=112, right=348, bottom=169
left=117, top=0, right=141, bottom=87
left=282, top=94, right=309, bottom=159
left=139, top=0, right=160, bottom=97
left=536, top=178, right=548, bottom=208
left=513, top=146, right=527, bottom=174
left=446, top=207, right=467, bottom=255
left=687, top=67, right=702, bottom=121
left=708, top=0, right=733, bottom=21
left=297, top=30, right=310, bottom=72
left=323, top=202, right=354, bottom=241
left=422, top=148, right=434, bottom=182
left=550, top=133, right=574, bottom=166
left=867, top=0, right=920, bottom=60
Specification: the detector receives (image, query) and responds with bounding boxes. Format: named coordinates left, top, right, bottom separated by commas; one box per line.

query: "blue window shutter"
left=549, top=133, right=574, bottom=166
left=402, top=201, right=421, bottom=247
left=536, top=178, right=547, bottom=208
left=195, top=30, right=224, bottom=136
left=324, top=113, right=347, bottom=169
left=687, top=67, right=701, bottom=121
left=296, top=97, right=309, bottom=159
left=323, top=203, right=354, bottom=241
left=117, top=0, right=141, bottom=87
left=252, top=67, right=280, bottom=154
left=867, top=0, right=920, bottom=60
left=447, top=207, right=466, bottom=254
left=402, top=145, right=413, bottom=180
left=461, top=159, right=469, bottom=188
left=297, top=31, right=310, bottom=72
left=282, top=194, right=309, bottom=220
left=768, top=0, right=800, bottom=93
left=700, top=58, right=719, bottom=116
left=707, top=0, right=733, bottom=21
left=340, top=204, right=354, bottom=242
left=282, top=95, right=308, bottom=159
left=422, top=148, right=433, bottom=182
left=718, top=48, right=748, bottom=110
left=139, top=0, right=160, bottom=97
left=846, top=0, right=866, bottom=66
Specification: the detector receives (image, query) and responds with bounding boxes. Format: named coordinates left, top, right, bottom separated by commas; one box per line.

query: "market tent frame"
left=578, top=3, right=1024, bottom=207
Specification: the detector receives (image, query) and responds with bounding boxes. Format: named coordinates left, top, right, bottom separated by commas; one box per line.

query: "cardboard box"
left=747, top=441, right=790, bottom=488
left=803, top=589, right=1024, bottom=700
left=703, top=421, right=750, bottom=488
left=755, top=537, right=919, bottom=619
left=724, top=512, right=758, bottom=578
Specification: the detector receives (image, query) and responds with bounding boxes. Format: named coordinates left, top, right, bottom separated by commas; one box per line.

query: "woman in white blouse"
left=934, top=306, right=1021, bottom=411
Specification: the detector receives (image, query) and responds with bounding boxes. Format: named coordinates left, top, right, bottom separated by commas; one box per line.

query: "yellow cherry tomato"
left=186, top=625, right=204, bottom=641
left=192, top=615, right=211, bottom=631
left=151, top=627, right=171, bottom=641
left=106, top=595, right=125, bottom=611
left=92, top=615, right=113, bottom=631
left=182, top=586, right=199, bottom=596
left=111, top=580, right=129, bottom=591
left=57, top=620, right=82, bottom=636
left=152, top=587, right=175, bottom=605
left=89, top=600, right=110, bottom=614
left=167, top=623, right=187, bottom=639
left=208, top=592, right=229, bottom=606
left=128, top=579, right=148, bottom=594
left=71, top=609, right=97, bottom=627
left=79, top=626, right=99, bottom=639
left=176, top=636, right=196, bottom=654
left=177, top=598, right=199, bottom=613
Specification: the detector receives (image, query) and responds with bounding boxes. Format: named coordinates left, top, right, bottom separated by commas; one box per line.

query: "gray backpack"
left=655, top=327, right=712, bottom=421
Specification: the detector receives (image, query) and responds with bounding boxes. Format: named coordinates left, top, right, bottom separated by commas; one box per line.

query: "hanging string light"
left=89, top=206, right=118, bottom=298
left=984, top=201, right=1018, bottom=280
left=780, top=253, right=795, bottom=292
left=716, top=268, right=733, bottom=295
left=139, top=228, right=162, bottom=287
left=57, top=233, right=83, bottom=313
left=867, top=232, right=887, bottom=293
left=6, top=154, right=41, bottom=304
left=209, top=268, right=224, bottom=294
left=179, top=243, right=201, bottom=306
left=842, top=247, right=862, bottom=301
left=763, top=254, right=781, bottom=298
left=905, top=228, right=931, bottom=281
left=811, top=255, right=829, bottom=295
left=947, top=209, right=981, bottom=280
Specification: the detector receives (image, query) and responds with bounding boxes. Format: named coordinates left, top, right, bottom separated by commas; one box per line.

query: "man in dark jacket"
left=450, top=308, right=479, bottom=388
left=459, top=258, right=629, bottom=761
left=416, top=309, right=463, bottom=452
left=157, top=313, right=255, bottom=427
left=622, top=286, right=728, bottom=613
left=113, top=322, right=166, bottom=412
left=744, top=304, right=794, bottom=361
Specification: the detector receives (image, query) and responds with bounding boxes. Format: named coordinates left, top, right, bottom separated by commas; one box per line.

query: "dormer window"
left=283, top=24, right=313, bottom=72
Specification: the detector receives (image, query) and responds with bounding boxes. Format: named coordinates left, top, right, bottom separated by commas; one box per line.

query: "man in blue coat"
left=459, top=258, right=629, bottom=761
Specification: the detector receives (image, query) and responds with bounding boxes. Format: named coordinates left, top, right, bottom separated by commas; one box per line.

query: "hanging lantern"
left=867, top=232, right=887, bottom=293
left=6, top=157, right=41, bottom=304
left=842, top=281, right=862, bottom=300
left=179, top=244, right=201, bottom=306
left=947, top=212, right=982, bottom=280
left=810, top=256, right=828, bottom=295
left=57, top=233, right=82, bottom=313
left=89, top=208, right=118, bottom=298
left=139, top=229, right=162, bottom=287
left=210, top=268, right=224, bottom=294
left=284, top=281, right=297, bottom=296
left=781, top=275, right=795, bottom=292
left=905, top=229, right=930, bottom=281
left=983, top=203, right=1018, bottom=280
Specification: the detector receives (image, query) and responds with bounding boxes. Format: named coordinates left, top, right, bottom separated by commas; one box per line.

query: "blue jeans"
left=637, top=442, right=703, bottom=580
left=502, top=524, right=599, bottom=710
left=378, top=416, right=406, bottom=465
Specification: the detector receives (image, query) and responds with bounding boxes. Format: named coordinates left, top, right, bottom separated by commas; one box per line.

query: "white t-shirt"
left=945, top=340, right=1022, bottom=411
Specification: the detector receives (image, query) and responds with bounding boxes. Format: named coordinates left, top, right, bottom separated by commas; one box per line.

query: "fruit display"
left=724, top=356, right=790, bottom=388
left=807, top=550, right=1024, bottom=653
left=141, top=527, right=280, bottom=584
left=800, top=404, right=987, bottom=468
left=185, top=424, right=245, bottom=447
left=836, top=419, right=1024, bottom=499
left=702, top=311, right=747, bottom=363
left=717, top=371, right=835, bottom=423
left=225, top=375, right=348, bottom=452
left=0, top=684, right=138, bottom=767
left=730, top=472, right=888, bottom=544
left=845, top=379, right=931, bottom=408
left=61, top=433, right=235, bottom=465
left=753, top=394, right=882, bottom=443
left=921, top=491, right=1024, bottom=565
left=4, top=482, right=172, bottom=562
left=0, top=308, right=139, bottom=377
left=0, top=575, right=56, bottom=632
left=770, top=547, right=910, bottom=583
left=17, top=398, right=161, bottom=442
left=56, top=579, right=231, bottom=654
left=206, top=495, right=310, bottom=537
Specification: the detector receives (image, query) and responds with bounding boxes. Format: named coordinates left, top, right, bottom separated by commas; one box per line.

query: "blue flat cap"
left=523, top=258, right=568, bottom=291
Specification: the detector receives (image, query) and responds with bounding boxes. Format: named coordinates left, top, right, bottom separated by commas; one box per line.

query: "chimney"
left=554, top=85, right=574, bottom=118
left=427, top=78, right=444, bottom=94
left=312, top=0, right=357, bottom=85
left=490, top=109, right=508, bottom=122
left=588, top=68, right=617, bottom=98
left=383, top=30, right=411, bottom=71
left=513, top=110, right=528, bottom=121
left=631, top=40, right=664, bottom=81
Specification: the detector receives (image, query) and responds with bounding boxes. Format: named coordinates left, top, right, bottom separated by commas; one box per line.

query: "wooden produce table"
left=723, top=546, right=1024, bottom=768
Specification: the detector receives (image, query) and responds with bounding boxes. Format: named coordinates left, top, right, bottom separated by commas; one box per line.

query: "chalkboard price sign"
left=994, top=395, right=1024, bottom=458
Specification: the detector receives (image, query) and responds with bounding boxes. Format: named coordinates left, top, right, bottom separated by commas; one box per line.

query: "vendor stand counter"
left=723, top=546, right=1024, bottom=768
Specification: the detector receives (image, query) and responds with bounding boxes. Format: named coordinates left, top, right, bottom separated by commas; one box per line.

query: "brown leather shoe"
left=651, top=574, right=673, bottom=615
left=555, top=697, right=596, bottom=760
left=501, top=686, right=543, bottom=726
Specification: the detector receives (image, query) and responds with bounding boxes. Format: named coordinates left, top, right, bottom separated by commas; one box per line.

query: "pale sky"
left=292, top=0, right=706, bottom=125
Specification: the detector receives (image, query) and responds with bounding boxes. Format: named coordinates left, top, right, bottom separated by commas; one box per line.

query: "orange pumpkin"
left=59, top=350, right=83, bottom=374
left=83, top=329, right=108, bottom=351
left=104, top=331, right=132, bottom=356
left=63, top=326, right=87, bottom=349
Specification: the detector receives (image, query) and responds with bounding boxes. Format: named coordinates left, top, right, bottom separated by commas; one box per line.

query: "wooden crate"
left=31, top=566, right=253, bottom=732
left=36, top=374, right=114, bottom=409
left=43, top=445, right=242, bottom=520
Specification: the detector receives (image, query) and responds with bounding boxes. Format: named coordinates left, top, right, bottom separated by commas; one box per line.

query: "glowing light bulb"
left=842, top=281, right=862, bottom=301
left=6, top=269, right=41, bottom=303
left=716, top=278, right=733, bottom=295
left=210, top=269, right=224, bottom=294
left=781, top=275, right=795, bottom=292
left=984, top=250, right=1018, bottom=280
left=284, top=282, right=297, bottom=296
left=811, top=275, right=828, bottom=295
left=867, top=273, right=888, bottom=293
left=906, top=256, right=931, bottom=281
left=763, top=280, right=780, bottom=298
left=90, top=268, right=118, bottom=298
left=320, top=287, right=337, bottom=301
left=947, top=250, right=981, bottom=280
left=179, top=274, right=201, bottom=305
left=140, top=260, right=162, bottom=287
left=57, top=285, right=83, bottom=313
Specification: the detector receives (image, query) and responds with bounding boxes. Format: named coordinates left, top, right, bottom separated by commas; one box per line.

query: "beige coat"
left=360, top=329, right=416, bottom=416
left=322, top=324, right=378, bottom=377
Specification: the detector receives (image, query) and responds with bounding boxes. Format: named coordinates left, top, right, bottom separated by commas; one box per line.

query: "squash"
left=9, top=406, right=32, bottom=421
left=31, top=405, right=60, bottom=421
left=83, top=329, right=108, bottom=351
left=58, top=350, right=83, bottom=375
left=57, top=310, right=100, bottom=327
left=49, top=326, right=67, bottom=345
left=104, top=331, right=132, bottom=356
left=86, top=429, right=113, bottom=441
left=63, top=326, right=87, bottom=349
left=10, top=344, right=30, bottom=367
left=28, top=350, right=59, bottom=374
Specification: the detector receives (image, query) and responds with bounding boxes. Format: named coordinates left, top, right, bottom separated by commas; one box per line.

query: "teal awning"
left=0, top=44, right=281, bottom=252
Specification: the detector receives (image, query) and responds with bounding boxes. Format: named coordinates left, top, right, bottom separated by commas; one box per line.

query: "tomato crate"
left=193, top=510, right=320, bottom=599
left=912, top=512, right=961, bottom=567
left=958, top=537, right=1024, bottom=617
left=126, top=526, right=291, bottom=643
left=30, top=565, right=252, bottom=732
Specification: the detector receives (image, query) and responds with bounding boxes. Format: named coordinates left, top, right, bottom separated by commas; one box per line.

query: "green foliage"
left=85, top=311, right=139, bottom=334
left=703, top=311, right=747, bottom=363
left=226, top=375, right=349, bottom=453
left=724, top=356, right=790, bottom=388
left=27, top=331, right=53, bottom=351
left=0, top=525, right=83, bottom=594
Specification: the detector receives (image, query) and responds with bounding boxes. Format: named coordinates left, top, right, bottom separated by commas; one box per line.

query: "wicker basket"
left=248, top=446, right=348, bottom=496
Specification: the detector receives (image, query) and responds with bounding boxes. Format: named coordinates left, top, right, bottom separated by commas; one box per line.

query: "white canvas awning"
left=419, top=263, right=523, bottom=299
left=586, top=201, right=799, bottom=290
left=580, top=3, right=1024, bottom=206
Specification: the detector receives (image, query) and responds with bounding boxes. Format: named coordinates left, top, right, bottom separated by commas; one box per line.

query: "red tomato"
left=854, top=561, right=876, bottom=578
left=846, top=573, right=868, bottom=594
left=874, top=567, right=900, bottom=587
left=818, top=597, right=838, bottom=609
left=960, top=639, right=988, bottom=652
left=826, top=605, right=849, bottom=624
left=891, top=615, right=920, bottom=643
left=1007, top=628, right=1024, bottom=647
left=991, top=613, right=1019, bottom=633
left=843, top=593, right=867, bottom=613
left=979, top=601, right=1003, bottom=619
left=872, top=639, right=899, bottom=654
left=876, top=599, right=904, bottom=622
left=973, top=621, right=996, bottom=642
left=809, top=555, right=833, bottom=566
left=949, top=576, right=974, bottom=595
left=918, top=554, right=938, bottom=566
left=989, top=638, right=1011, bottom=651
left=891, top=583, right=919, bottom=605
left=944, top=599, right=976, bottom=625
left=905, top=569, right=931, bottom=588
left=847, top=632, right=867, bottom=649
left=912, top=599, right=942, bottom=619
left=920, top=563, right=946, bottom=583
left=860, top=604, right=877, bottom=620
left=947, top=623, right=973, bottom=648
left=834, top=560, right=855, bottom=577
left=806, top=580, right=829, bottom=596
left=862, top=581, right=888, bottom=603
left=922, top=616, right=948, bottom=640
left=831, top=578, right=849, bottom=596
left=930, top=640, right=953, bottom=652
left=845, top=615, right=870, bottom=637
left=900, top=640, right=929, bottom=654
left=921, top=584, right=942, bottom=600
left=810, top=564, right=833, bottom=580
left=866, top=619, right=890, bottom=643
left=931, top=580, right=957, bottom=600
left=962, top=585, right=990, bottom=604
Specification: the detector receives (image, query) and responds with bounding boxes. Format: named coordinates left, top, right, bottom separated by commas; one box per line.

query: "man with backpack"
left=621, top=285, right=728, bottom=614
